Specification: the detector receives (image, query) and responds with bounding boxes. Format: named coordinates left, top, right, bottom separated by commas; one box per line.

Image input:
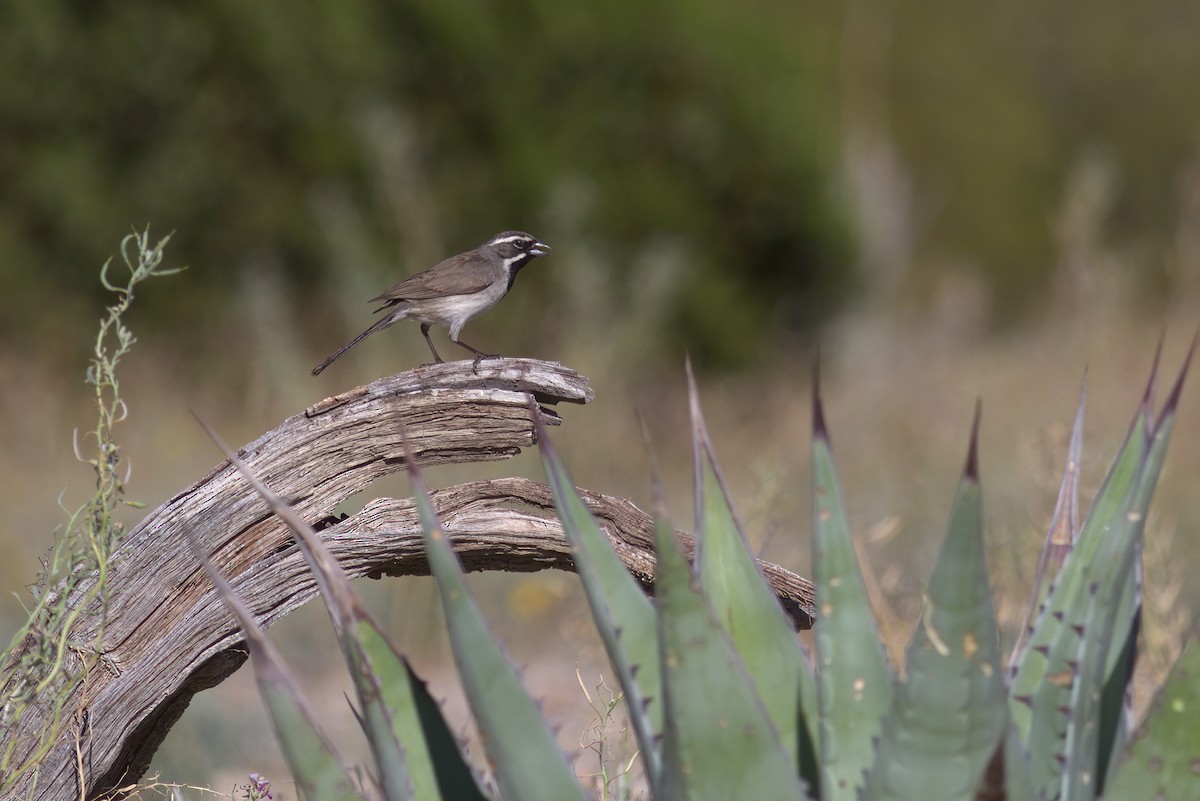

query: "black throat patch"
left=505, top=255, right=535, bottom=292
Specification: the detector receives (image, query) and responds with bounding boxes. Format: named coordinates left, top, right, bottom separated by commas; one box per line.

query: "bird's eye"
left=515, top=240, right=528, bottom=250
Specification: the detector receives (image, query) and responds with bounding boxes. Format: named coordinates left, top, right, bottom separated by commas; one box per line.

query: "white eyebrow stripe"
left=489, top=234, right=530, bottom=246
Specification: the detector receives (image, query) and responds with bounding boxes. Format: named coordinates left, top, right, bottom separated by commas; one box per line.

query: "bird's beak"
left=531, top=240, right=552, bottom=257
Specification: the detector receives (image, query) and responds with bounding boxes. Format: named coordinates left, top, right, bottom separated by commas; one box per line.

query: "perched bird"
left=311, top=230, right=551, bottom=375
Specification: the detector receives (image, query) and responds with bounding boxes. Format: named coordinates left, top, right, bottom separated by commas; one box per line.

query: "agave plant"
left=193, top=345, right=1197, bottom=801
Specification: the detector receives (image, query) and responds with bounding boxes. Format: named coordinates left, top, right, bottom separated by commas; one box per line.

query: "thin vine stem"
left=0, top=228, right=183, bottom=797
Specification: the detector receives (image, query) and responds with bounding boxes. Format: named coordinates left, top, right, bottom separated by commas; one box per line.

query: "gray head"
left=482, top=231, right=552, bottom=273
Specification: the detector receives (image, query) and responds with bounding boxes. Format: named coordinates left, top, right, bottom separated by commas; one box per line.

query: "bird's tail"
left=311, top=309, right=405, bottom=376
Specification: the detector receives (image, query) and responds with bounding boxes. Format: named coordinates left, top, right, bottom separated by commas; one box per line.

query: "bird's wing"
left=371, top=252, right=498, bottom=304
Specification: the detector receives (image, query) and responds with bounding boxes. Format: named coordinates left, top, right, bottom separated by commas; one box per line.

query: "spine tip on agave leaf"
left=1013, top=694, right=1034, bottom=707
left=1070, top=624, right=1085, bottom=637
left=964, top=398, right=982, bottom=481
left=1033, top=645, right=1050, bottom=656
left=1137, top=333, right=1166, bottom=431
left=1159, top=331, right=1197, bottom=425
left=1142, top=334, right=1165, bottom=411
left=684, top=350, right=719, bottom=469
left=812, top=356, right=830, bottom=444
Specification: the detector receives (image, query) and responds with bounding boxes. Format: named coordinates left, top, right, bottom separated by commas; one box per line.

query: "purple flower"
left=247, top=773, right=273, bottom=800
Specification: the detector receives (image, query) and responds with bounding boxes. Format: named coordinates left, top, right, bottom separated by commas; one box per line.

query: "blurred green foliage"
left=0, top=0, right=850, bottom=368
left=1, top=0, right=1198, bottom=368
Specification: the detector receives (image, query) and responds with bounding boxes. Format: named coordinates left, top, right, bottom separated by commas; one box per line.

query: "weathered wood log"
left=0, top=359, right=815, bottom=800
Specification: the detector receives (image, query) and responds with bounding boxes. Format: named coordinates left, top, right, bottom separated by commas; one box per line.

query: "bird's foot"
left=471, top=353, right=501, bottom=373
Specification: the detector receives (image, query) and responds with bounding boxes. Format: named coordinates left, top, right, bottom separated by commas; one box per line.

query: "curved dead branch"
left=0, top=359, right=814, bottom=800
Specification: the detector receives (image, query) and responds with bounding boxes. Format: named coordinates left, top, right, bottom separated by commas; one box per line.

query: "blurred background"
left=1, top=0, right=1198, bottom=795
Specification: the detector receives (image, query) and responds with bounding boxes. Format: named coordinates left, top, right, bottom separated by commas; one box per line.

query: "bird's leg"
left=453, top=335, right=501, bottom=359
left=420, top=323, right=445, bottom=365
left=452, top=336, right=500, bottom=369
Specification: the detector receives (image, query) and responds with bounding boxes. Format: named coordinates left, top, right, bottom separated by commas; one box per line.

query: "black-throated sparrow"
left=311, top=230, right=551, bottom=375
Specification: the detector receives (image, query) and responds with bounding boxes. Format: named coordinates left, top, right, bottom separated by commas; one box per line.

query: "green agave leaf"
left=862, top=407, right=1006, bottom=801
left=653, top=497, right=812, bottom=801
left=186, top=531, right=358, bottom=801
left=1104, top=635, right=1200, bottom=801
left=357, top=621, right=491, bottom=801
left=258, top=682, right=361, bottom=801
left=1057, top=582, right=1114, bottom=801
left=810, top=372, right=893, bottom=801
left=1003, top=722, right=1038, bottom=801
left=197, top=416, right=412, bottom=800
left=1010, top=355, right=1157, bottom=742
left=1022, top=480, right=1142, bottom=798
left=1099, top=342, right=1192, bottom=793
left=530, top=398, right=663, bottom=786
left=1017, top=345, right=1191, bottom=797
left=685, top=363, right=819, bottom=782
left=1008, top=375, right=1085, bottom=675
left=402, top=434, right=587, bottom=801
left=345, top=634, right=413, bottom=801
left=1097, top=614, right=1138, bottom=793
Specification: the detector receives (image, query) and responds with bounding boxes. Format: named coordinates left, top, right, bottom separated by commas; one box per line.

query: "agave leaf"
left=1024, top=356, right=1189, bottom=797
left=1098, top=341, right=1193, bottom=792
left=1056, top=582, right=1114, bottom=801
left=1008, top=375, right=1085, bottom=675
left=344, top=633, right=413, bottom=801
left=811, top=370, right=893, bottom=801
left=685, top=362, right=819, bottom=780
left=1080, top=342, right=1160, bottom=555
left=1017, top=494, right=1137, bottom=796
left=186, top=531, right=358, bottom=801
left=530, top=397, right=663, bottom=786
left=1097, top=612, right=1138, bottom=793
left=1010, top=355, right=1158, bottom=742
left=1022, top=482, right=1142, bottom=797
left=196, top=416, right=412, bottom=800
left=1020, top=345, right=1192, bottom=794
left=1103, top=635, right=1200, bottom=801
left=401, top=432, right=587, bottom=801
left=653, top=493, right=812, bottom=801
left=1003, top=722, right=1038, bottom=801
left=356, top=620, right=491, bottom=801
left=863, top=406, right=1006, bottom=801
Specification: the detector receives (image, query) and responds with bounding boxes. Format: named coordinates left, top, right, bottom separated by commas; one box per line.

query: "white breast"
left=409, top=280, right=508, bottom=339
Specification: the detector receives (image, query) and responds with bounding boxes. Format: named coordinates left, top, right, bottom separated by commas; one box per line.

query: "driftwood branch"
left=1, top=359, right=814, bottom=800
